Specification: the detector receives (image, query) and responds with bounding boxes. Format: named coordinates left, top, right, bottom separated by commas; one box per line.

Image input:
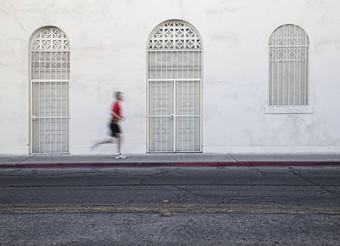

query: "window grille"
left=30, top=27, right=70, bottom=154
left=268, top=24, right=309, bottom=107
left=147, top=20, right=202, bottom=152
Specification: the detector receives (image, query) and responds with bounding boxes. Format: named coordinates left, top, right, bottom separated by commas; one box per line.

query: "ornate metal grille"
left=269, top=24, right=309, bottom=106
left=148, top=21, right=201, bottom=50
left=30, top=27, right=70, bottom=154
left=147, top=20, right=202, bottom=152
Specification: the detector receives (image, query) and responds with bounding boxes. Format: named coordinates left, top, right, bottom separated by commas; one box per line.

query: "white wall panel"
left=0, top=0, right=339, bottom=154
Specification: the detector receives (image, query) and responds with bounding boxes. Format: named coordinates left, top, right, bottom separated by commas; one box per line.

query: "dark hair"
left=115, top=91, right=121, bottom=99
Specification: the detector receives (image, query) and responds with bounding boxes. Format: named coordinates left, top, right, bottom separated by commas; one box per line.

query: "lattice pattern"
left=148, top=21, right=201, bottom=50
left=30, top=27, right=70, bottom=154
left=148, top=51, right=201, bottom=79
left=32, top=27, right=70, bottom=50
left=33, top=118, right=69, bottom=153
left=150, top=118, right=174, bottom=151
left=268, top=24, right=309, bottom=107
left=176, top=81, right=200, bottom=115
left=32, top=82, right=69, bottom=117
left=176, top=117, right=200, bottom=151
left=32, top=81, right=70, bottom=153
left=31, top=51, right=70, bottom=80
left=147, top=21, right=202, bottom=152
left=149, top=81, right=174, bottom=116
left=269, top=24, right=309, bottom=47
left=31, top=51, right=70, bottom=79
left=269, top=47, right=308, bottom=61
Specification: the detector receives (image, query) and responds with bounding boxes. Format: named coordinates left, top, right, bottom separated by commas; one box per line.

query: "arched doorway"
left=29, top=26, right=70, bottom=154
left=147, top=20, right=203, bottom=152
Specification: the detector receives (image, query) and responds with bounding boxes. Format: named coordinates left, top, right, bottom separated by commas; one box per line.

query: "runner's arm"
left=109, top=111, right=124, bottom=120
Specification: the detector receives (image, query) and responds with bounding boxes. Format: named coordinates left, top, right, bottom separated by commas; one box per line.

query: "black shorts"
left=110, top=123, right=121, bottom=137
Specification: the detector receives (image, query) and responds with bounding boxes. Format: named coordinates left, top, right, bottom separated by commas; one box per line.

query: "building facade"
left=1, top=0, right=340, bottom=154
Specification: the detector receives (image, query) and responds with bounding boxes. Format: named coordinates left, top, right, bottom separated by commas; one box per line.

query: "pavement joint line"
left=16, top=155, right=36, bottom=165
left=289, top=169, right=334, bottom=194
left=228, top=153, right=239, bottom=164
left=1, top=203, right=340, bottom=215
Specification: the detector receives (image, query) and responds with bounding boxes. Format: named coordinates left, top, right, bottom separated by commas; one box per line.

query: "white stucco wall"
left=0, top=0, right=339, bottom=154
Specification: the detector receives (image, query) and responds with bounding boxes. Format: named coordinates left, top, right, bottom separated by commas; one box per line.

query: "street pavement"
left=1, top=153, right=340, bottom=167
left=0, top=165, right=339, bottom=245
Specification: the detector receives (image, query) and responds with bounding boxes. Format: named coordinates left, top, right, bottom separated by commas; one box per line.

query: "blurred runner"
left=91, top=91, right=126, bottom=159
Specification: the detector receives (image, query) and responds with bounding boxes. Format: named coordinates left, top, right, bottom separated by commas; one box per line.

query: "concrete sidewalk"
left=1, top=153, right=340, bottom=168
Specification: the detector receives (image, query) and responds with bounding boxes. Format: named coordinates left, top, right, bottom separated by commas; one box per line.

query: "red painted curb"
left=0, top=161, right=340, bottom=168
left=0, top=162, right=237, bottom=168
left=237, top=161, right=340, bottom=166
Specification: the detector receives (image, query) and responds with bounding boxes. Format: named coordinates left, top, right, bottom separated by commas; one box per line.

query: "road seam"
left=289, top=169, right=333, bottom=194
left=1, top=203, right=339, bottom=215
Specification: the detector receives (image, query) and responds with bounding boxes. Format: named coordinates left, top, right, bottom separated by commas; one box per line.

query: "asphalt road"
left=0, top=166, right=339, bottom=245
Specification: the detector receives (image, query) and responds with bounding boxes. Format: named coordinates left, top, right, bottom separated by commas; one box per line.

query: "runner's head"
left=115, top=91, right=123, bottom=101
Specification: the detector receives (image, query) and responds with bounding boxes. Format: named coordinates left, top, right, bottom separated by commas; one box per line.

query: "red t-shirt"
left=111, top=101, right=122, bottom=124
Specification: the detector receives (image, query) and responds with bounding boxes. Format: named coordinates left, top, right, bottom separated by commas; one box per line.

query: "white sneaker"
left=115, top=153, right=127, bottom=159
left=90, top=142, right=100, bottom=150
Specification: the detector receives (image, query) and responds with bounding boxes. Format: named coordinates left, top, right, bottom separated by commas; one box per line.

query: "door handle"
left=32, top=116, right=37, bottom=121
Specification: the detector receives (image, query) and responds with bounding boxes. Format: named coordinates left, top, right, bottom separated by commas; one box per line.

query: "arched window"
left=30, top=26, right=70, bottom=154
left=268, top=24, right=310, bottom=110
left=147, top=20, right=202, bottom=152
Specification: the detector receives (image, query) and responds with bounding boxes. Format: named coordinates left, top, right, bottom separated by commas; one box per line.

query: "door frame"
left=146, top=79, right=203, bottom=153
left=28, top=26, right=70, bottom=154
left=146, top=20, right=204, bottom=153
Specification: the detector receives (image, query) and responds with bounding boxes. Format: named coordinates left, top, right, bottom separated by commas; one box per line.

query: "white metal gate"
left=147, top=21, right=202, bottom=152
left=269, top=24, right=309, bottom=106
left=30, top=27, right=70, bottom=154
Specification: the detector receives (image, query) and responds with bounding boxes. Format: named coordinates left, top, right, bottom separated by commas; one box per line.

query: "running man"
left=92, top=91, right=126, bottom=159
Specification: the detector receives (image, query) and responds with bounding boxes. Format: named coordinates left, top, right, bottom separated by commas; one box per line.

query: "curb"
left=1, top=161, right=340, bottom=168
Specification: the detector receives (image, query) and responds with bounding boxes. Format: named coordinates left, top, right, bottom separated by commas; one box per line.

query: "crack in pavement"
left=289, top=169, right=333, bottom=195
left=158, top=186, right=184, bottom=203
left=174, top=186, right=216, bottom=200
left=228, top=153, right=238, bottom=164
left=255, top=168, right=268, bottom=177
left=96, top=168, right=174, bottom=178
